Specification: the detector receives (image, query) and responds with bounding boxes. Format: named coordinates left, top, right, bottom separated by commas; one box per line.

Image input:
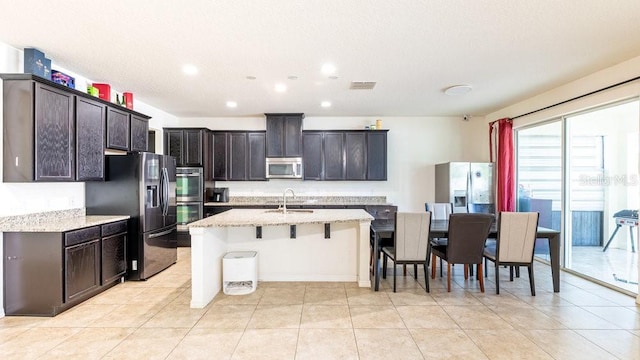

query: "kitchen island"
left=187, top=208, right=374, bottom=308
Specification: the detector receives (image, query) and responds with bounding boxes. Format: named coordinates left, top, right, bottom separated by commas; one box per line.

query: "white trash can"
left=222, top=251, right=258, bottom=295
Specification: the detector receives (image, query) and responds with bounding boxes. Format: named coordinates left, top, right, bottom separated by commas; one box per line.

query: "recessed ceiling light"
left=321, top=63, right=336, bottom=75
left=226, top=101, right=237, bottom=108
left=246, top=75, right=256, bottom=80
left=274, top=83, right=287, bottom=92
left=288, top=75, right=298, bottom=80
left=328, top=75, right=338, bottom=80
left=182, top=64, right=198, bottom=75
left=444, top=84, right=473, bottom=95
left=321, top=101, right=331, bottom=108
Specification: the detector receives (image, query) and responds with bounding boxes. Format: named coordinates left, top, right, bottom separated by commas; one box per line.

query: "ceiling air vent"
left=349, top=81, right=376, bottom=90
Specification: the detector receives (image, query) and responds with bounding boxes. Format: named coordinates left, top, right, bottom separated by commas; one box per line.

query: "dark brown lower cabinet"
left=101, top=221, right=127, bottom=284
left=3, top=220, right=128, bottom=316
left=65, top=238, right=101, bottom=302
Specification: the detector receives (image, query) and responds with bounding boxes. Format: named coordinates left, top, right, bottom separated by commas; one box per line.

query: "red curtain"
left=490, top=118, right=515, bottom=212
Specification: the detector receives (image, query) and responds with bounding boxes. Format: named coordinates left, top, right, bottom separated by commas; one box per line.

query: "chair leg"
left=509, top=266, right=514, bottom=281
left=464, top=264, right=469, bottom=280
left=515, top=266, right=520, bottom=278
left=527, top=264, right=536, bottom=296
left=423, top=261, right=430, bottom=293
left=447, top=262, right=452, bottom=292
left=439, top=258, right=443, bottom=277
left=495, top=262, right=500, bottom=295
left=393, top=260, right=397, bottom=292
left=414, top=264, right=418, bottom=279
left=478, top=264, right=484, bottom=293
left=382, top=254, right=387, bottom=279
left=431, top=254, right=436, bottom=279
left=484, top=257, right=488, bottom=278
left=403, top=264, right=407, bottom=276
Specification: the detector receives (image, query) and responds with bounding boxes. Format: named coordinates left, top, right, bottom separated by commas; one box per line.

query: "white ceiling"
left=1, top=0, right=640, bottom=118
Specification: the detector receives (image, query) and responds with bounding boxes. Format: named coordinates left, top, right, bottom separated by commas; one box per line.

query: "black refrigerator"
left=86, top=152, right=177, bottom=280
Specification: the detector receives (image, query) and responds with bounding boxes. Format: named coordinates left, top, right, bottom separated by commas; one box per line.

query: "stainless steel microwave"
left=266, top=157, right=303, bottom=179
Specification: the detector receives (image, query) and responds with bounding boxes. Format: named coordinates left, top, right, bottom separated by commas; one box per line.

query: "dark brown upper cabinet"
left=302, top=132, right=323, bottom=180
left=75, top=97, right=105, bottom=181
left=130, top=115, right=149, bottom=152
left=366, top=131, right=388, bottom=180
left=106, top=107, right=130, bottom=151
left=265, top=113, right=303, bottom=157
left=163, top=128, right=208, bottom=167
left=211, top=131, right=266, bottom=181
left=212, top=131, right=229, bottom=180
left=248, top=132, right=266, bottom=181
left=1, top=74, right=151, bottom=182
left=302, top=130, right=388, bottom=181
left=2, top=78, right=75, bottom=181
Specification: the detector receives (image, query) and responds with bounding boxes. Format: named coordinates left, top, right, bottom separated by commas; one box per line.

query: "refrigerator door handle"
left=148, top=227, right=175, bottom=239
left=161, top=167, right=169, bottom=216
left=159, top=167, right=165, bottom=215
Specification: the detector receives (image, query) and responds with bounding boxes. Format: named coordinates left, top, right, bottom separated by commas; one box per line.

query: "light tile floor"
left=0, top=247, right=638, bottom=359
left=568, top=246, right=638, bottom=293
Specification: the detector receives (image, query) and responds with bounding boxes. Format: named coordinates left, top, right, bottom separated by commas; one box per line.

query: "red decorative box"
left=92, top=83, right=111, bottom=101
left=123, top=92, right=134, bottom=109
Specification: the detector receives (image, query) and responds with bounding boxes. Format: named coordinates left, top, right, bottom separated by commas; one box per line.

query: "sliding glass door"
left=516, top=99, right=639, bottom=293
left=565, top=100, right=638, bottom=292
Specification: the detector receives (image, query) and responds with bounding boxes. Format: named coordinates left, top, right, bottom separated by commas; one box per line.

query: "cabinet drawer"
left=101, top=220, right=128, bottom=237
left=64, top=226, right=100, bottom=247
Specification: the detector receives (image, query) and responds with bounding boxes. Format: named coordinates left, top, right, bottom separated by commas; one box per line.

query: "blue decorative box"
left=43, top=57, right=51, bottom=80
left=51, top=70, right=75, bottom=89
left=24, top=48, right=46, bottom=78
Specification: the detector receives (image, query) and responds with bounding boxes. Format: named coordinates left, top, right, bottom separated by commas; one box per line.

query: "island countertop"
left=188, top=208, right=374, bottom=228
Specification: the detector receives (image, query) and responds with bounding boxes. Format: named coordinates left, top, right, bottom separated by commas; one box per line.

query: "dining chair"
left=425, top=202, right=453, bottom=276
left=429, top=213, right=493, bottom=292
left=381, top=212, right=431, bottom=292
left=368, top=206, right=397, bottom=269
left=483, top=212, right=539, bottom=295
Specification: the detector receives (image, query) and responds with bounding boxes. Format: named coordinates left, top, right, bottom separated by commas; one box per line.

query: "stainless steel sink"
left=264, top=209, right=314, bottom=214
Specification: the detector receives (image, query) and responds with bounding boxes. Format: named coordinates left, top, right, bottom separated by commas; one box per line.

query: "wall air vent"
left=349, top=81, right=376, bottom=90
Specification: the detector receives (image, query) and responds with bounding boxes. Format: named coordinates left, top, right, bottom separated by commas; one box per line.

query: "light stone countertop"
left=188, top=208, right=374, bottom=228
left=0, top=208, right=129, bottom=232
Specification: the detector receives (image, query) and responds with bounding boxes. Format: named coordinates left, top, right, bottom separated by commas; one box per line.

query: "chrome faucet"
left=282, top=188, right=295, bottom=214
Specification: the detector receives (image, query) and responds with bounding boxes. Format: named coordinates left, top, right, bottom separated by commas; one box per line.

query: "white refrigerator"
left=435, top=162, right=495, bottom=214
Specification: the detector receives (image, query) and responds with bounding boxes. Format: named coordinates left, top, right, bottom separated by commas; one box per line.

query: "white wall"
left=485, top=54, right=640, bottom=302
left=179, top=115, right=488, bottom=212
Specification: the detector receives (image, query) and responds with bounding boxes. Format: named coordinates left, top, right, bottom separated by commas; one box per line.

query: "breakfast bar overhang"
left=187, top=208, right=374, bottom=308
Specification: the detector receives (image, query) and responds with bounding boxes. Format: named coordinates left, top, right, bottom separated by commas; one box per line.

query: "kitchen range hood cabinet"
left=265, top=113, right=303, bottom=158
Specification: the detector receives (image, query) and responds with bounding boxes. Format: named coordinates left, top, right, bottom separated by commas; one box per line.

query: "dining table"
left=370, top=219, right=561, bottom=292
